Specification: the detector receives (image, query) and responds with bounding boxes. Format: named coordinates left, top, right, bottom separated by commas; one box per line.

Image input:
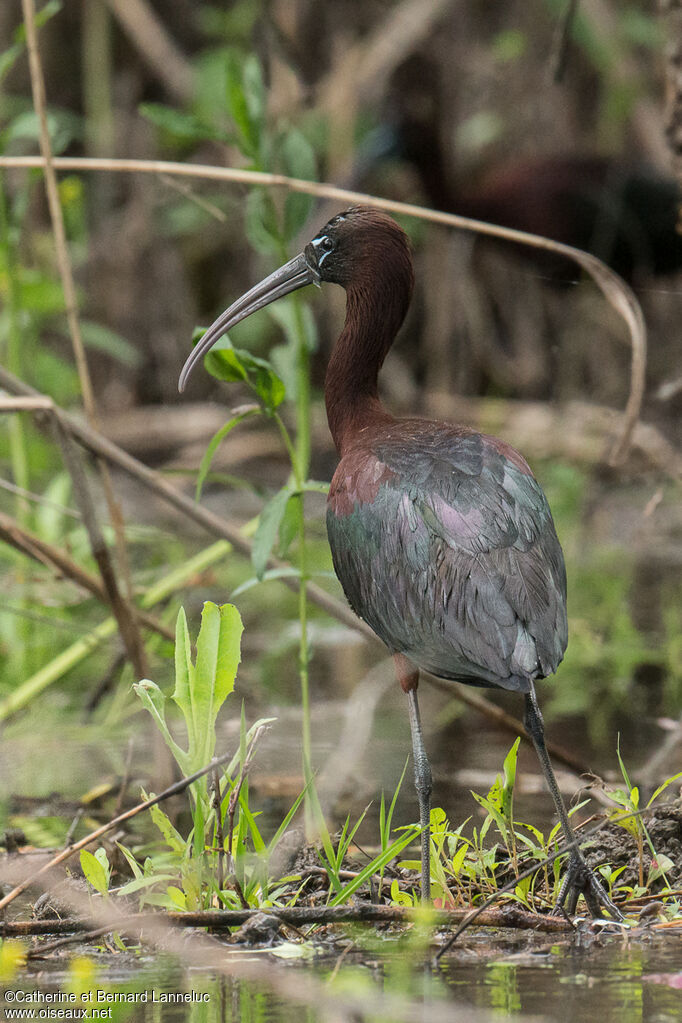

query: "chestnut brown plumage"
left=179, top=206, right=622, bottom=919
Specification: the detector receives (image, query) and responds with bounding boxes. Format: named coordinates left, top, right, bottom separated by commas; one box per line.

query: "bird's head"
left=178, top=206, right=413, bottom=392
left=304, top=206, right=412, bottom=288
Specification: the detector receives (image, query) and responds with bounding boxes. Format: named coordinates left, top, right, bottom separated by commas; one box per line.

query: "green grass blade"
left=328, top=827, right=420, bottom=906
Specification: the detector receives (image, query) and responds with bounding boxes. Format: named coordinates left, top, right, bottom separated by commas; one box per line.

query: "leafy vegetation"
left=68, top=607, right=682, bottom=925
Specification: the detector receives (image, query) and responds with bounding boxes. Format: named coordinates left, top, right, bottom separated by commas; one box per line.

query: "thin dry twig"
left=0, top=154, right=646, bottom=463
left=0, top=509, right=173, bottom=641
left=426, top=676, right=593, bottom=779
left=18, top=1, right=148, bottom=676
left=19, top=0, right=97, bottom=424
left=224, top=726, right=268, bottom=909
left=50, top=414, right=157, bottom=663
left=211, top=767, right=226, bottom=896
left=0, top=750, right=239, bottom=913
left=0, top=472, right=173, bottom=643
left=0, top=475, right=81, bottom=519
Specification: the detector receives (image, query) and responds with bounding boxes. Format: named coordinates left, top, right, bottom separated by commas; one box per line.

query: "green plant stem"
left=0, top=172, right=30, bottom=681
left=272, top=412, right=300, bottom=475
left=290, top=294, right=312, bottom=482
left=292, top=302, right=313, bottom=800
left=297, top=506, right=311, bottom=782
left=274, top=412, right=312, bottom=788
left=271, top=234, right=314, bottom=802
left=0, top=539, right=232, bottom=721
left=0, top=177, right=29, bottom=522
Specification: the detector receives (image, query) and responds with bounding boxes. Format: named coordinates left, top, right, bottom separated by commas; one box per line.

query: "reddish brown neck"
left=324, top=277, right=410, bottom=455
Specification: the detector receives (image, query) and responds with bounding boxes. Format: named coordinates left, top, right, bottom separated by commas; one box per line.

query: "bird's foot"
left=553, top=851, right=624, bottom=922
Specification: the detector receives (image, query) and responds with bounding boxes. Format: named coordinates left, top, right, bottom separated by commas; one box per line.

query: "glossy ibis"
left=179, top=206, right=622, bottom=919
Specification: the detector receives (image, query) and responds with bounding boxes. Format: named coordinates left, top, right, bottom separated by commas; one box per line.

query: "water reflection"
left=15, top=930, right=682, bottom=1023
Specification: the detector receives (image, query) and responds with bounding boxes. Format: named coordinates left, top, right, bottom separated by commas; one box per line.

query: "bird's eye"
left=319, top=236, right=334, bottom=253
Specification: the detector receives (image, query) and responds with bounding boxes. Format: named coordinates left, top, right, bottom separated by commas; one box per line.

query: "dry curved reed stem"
left=0, top=154, right=646, bottom=464
left=18, top=2, right=148, bottom=676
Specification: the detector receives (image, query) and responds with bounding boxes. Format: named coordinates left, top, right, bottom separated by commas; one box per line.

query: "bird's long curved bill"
left=178, top=252, right=318, bottom=392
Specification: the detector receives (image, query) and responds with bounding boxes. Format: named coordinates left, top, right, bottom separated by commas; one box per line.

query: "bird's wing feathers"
left=327, top=428, right=567, bottom=690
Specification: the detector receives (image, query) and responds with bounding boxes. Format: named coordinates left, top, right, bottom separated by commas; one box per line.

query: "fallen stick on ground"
left=0, top=903, right=572, bottom=939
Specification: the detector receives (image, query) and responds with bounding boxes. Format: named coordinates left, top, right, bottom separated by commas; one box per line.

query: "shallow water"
left=12, top=928, right=682, bottom=1022
left=3, top=668, right=682, bottom=1022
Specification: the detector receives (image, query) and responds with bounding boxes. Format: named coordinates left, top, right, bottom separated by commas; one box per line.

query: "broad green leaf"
left=166, top=886, right=188, bottom=910
left=172, top=608, right=195, bottom=753
left=117, top=873, right=178, bottom=897
left=648, top=853, right=675, bottom=885
left=204, top=344, right=248, bottom=383
left=609, top=809, right=640, bottom=839
left=195, top=407, right=261, bottom=500
left=267, top=299, right=318, bottom=354
left=244, top=188, right=281, bottom=255
left=501, top=737, right=520, bottom=819
left=242, top=55, right=265, bottom=130
left=148, top=800, right=187, bottom=855
left=134, top=680, right=189, bottom=773
left=390, top=878, right=415, bottom=907
left=138, top=102, right=223, bottom=142
left=5, top=109, right=81, bottom=155
left=235, top=349, right=286, bottom=410
left=79, top=320, right=141, bottom=367
left=252, top=487, right=293, bottom=579
left=231, top=566, right=301, bottom=597
left=204, top=339, right=286, bottom=410
left=0, top=1, right=61, bottom=84
left=281, top=128, right=316, bottom=238
left=80, top=849, right=108, bottom=895
left=430, top=807, right=448, bottom=833
left=277, top=492, right=301, bottom=558
left=193, top=602, right=243, bottom=764
left=450, top=843, right=469, bottom=875
left=18, top=272, right=65, bottom=314
left=225, top=53, right=262, bottom=158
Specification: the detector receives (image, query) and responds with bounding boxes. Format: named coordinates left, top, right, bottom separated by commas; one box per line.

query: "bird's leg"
left=395, top=654, right=432, bottom=904
left=523, top=682, right=623, bottom=921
